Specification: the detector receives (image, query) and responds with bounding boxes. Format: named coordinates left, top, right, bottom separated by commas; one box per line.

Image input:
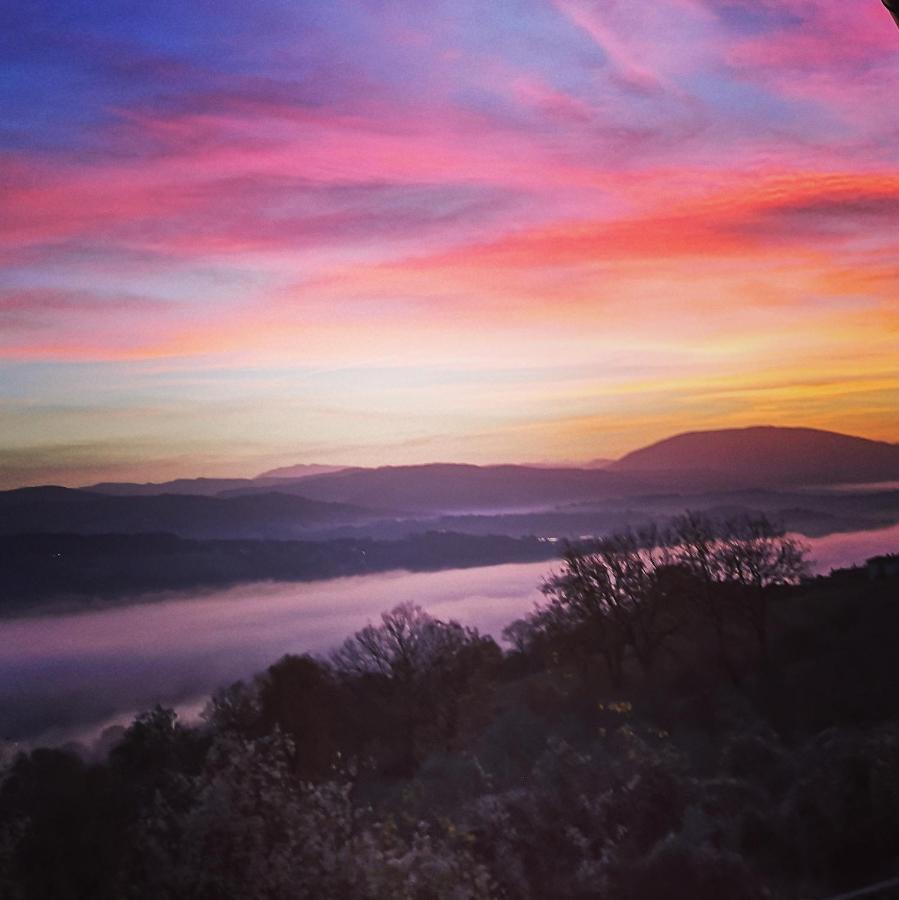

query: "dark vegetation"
left=2, top=513, right=899, bottom=899
left=0, top=532, right=555, bottom=612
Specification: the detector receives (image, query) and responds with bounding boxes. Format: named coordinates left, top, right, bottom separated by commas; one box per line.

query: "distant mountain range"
left=610, top=426, right=899, bottom=487
left=4, top=427, right=898, bottom=542
left=75, top=427, right=899, bottom=506
left=523, top=458, right=613, bottom=470
left=217, top=427, right=899, bottom=509
left=2, top=427, right=898, bottom=607
left=82, top=467, right=348, bottom=497
left=84, top=477, right=277, bottom=497
left=221, top=464, right=643, bottom=512
left=254, top=463, right=350, bottom=480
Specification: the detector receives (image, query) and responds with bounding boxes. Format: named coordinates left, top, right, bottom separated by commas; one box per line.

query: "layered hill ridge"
left=223, top=463, right=641, bottom=512
left=0, top=487, right=384, bottom=540
left=84, top=477, right=274, bottom=497
left=5, top=427, right=897, bottom=539
left=232, top=427, right=899, bottom=508
left=72, top=427, right=899, bottom=508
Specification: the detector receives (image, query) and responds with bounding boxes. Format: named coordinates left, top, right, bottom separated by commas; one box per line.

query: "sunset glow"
left=2, top=0, right=898, bottom=486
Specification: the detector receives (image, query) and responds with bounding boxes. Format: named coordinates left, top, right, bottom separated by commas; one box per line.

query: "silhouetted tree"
left=533, top=546, right=629, bottom=687
left=717, top=515, right=808, bottom=663
left=257, top=654, right=343, bottom=778
left=332, top=602, right=499, bottom=773
left=536, top=530, right=685, bottom=686
left=669, top=511, right=739, bottom=681
left=204, top=678, right=263, bottom=739
left=669, top=511, right=808, bottom=668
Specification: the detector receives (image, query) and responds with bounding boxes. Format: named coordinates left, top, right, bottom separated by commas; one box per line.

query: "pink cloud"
left=723, top=0, right=896, bottom=72
left=554, top=0, right=667, bottom=92
left=509, top=75, right=595, bottom=124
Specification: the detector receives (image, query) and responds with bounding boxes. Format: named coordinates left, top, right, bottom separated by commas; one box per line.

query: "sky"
left=1, top=0, right=898, bottom=487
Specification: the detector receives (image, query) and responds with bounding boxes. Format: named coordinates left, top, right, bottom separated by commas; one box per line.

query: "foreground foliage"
left=1, top=514, right=898, bottom=899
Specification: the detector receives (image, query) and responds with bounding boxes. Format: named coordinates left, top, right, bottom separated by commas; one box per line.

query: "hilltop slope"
left=611, top=426, right=899, bottom=487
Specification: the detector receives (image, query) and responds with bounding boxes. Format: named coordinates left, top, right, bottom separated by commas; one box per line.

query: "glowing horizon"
left=2, top=0, right=898, bottom=488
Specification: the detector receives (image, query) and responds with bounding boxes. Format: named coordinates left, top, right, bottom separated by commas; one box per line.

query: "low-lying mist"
left=0, top=563, right=548, bottom=746
left=3, top=521, right=897, bottom=748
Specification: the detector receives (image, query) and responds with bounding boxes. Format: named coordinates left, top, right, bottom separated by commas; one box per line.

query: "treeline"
left=0, top=531, right=556, bottom=611
left=519, top=512, right=808, bottom=686
left=2, top=513, right=899, bottom=899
